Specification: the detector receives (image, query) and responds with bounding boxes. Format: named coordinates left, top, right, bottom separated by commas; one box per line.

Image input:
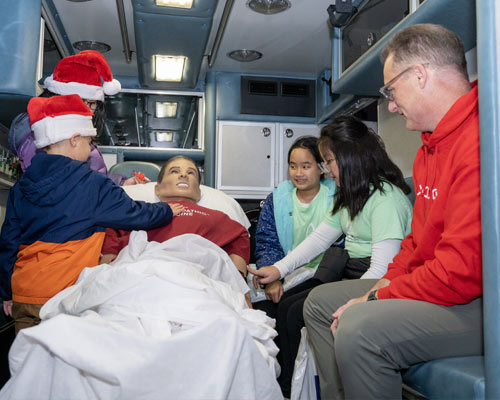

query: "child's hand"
left=169, top=203, right=185, bottom=216
left=122, top=175, right=145, bottom=186
left=3, top=300, right=12, bottom=316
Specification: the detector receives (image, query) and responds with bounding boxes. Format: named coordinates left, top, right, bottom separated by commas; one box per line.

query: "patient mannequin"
left=101, top=156, right=252, bottom=305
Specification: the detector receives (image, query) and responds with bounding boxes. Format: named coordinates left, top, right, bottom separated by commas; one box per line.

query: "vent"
left=241, top=76, right=315, bottom=117
left=248, top=80, right=277, bottom=96
left=281, top=82, right=309, bottom=97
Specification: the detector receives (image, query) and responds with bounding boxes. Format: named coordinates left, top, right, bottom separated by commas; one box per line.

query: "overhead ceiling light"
left=247, top=0, right=291, bottom=14
left=228, top=49, right=263, bottom=62
left=155, top=131, right=174, bottom=142
left=66, top=0, right=93, bottom=2
left=155, top=0, right=193, bottom=8
left=156, top=102, right=178, bottom=118
left=154, top=55, right=185, bottom=82
left=73, top=41, right=111, bottom=53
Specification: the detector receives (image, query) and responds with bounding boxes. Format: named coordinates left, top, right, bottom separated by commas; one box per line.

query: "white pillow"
left=121, top=182, right=251, bottom=229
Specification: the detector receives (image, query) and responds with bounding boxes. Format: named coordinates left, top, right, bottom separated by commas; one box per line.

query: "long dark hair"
left=319, top=115, right=410, bottom=219
left=287, top=135, right=325, bottom=180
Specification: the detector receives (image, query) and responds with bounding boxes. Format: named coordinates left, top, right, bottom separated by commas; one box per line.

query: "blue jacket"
left=0, top=153, right=172, bottom=302
left=255, top=179, right=336, bottom=268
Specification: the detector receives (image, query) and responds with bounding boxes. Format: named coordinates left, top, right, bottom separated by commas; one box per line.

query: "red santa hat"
left=28, top=94, right=96, bottom=149
left=43, top=50, right=121, bottom=102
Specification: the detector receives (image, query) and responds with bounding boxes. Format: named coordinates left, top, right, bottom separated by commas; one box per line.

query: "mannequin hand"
left=265, top=280, right=284, bottom=303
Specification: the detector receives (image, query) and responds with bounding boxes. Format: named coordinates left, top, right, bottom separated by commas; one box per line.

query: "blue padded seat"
left=402, top=356, right=485, bottom=400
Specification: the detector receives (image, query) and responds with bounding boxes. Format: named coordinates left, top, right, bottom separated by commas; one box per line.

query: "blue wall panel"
left=477, top=0, right=500, bottom=398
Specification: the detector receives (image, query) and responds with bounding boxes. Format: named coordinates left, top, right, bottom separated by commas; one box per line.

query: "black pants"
left=261, top=256, right=370, bottom=398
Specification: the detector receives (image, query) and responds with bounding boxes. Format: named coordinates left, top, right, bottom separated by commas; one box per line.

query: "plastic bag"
left=291, top=327, right=320, bottom=400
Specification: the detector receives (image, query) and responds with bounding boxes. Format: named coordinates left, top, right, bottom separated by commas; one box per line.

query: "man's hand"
left=330, top=278, right=390, bottom=336
left=265, top=280, right=284, bottom=303
left=247, top=265, right=281, bottom=288
left=3, top=300, right=12, bottom=317
left=168, top=203, right=185, bottom=216
left=330, top=295, right=368, bottom=336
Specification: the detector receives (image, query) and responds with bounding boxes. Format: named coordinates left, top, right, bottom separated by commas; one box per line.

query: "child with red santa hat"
left=0, top=95, right=183, bottom=332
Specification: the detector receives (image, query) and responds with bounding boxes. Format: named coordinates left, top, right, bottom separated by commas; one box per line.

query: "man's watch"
left=367, top=290, right=378, bottom=301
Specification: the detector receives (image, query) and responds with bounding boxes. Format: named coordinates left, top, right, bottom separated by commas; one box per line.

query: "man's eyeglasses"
left=379, top=63, right=429, bottom=101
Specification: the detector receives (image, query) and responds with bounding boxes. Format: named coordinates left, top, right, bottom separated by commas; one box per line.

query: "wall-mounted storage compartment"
left=319, top=0, right=476, bottom=123
left=341, top=0, right=410, bottom=73
left=240, top=76, right=315, bottom=118
left=216, top=120, right=320, bottom=198
left=332, top=0, right=476, bottom=97
left=99, top=89, right=205, bottom=163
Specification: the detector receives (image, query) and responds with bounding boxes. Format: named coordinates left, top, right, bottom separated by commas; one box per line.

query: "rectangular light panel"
left=155, top=131, right=174, bottom=142
left=156, top=101, right=178, bottom=118
left=154, top=55, right=186, bottom=82
left=155, top=0, right=193, bottom=9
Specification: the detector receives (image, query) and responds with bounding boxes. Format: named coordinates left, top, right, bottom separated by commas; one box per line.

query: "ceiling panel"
left=49, top=0, right=337, bottom=86
left=209, top=0, right=335, bottom=78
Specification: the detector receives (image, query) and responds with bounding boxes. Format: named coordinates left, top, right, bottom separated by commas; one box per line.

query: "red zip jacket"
left=378, top=82, right=481, bottom=305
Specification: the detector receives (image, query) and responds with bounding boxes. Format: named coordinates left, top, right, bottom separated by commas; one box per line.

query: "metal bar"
left=116, top=0, right=132, bottom=64
left=134, top=107, right=141, bottom=147
left=41, top=0, right=73, bottom=58
left=182, top=99, right=197, bottom=149
left=207, top=0, right=235, bottom=68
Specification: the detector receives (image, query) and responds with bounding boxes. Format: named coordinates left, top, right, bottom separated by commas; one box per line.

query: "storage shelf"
left=322, top=0, right=476, bottom=121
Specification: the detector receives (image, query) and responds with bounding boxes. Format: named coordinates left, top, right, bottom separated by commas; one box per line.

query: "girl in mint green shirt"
left=249, top=116, right=413, bottom=398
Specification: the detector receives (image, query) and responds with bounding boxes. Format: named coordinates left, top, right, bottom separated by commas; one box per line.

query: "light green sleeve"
left=323, top=203, right=342, bottom=230
left=369, top=186, right=412, bottom=243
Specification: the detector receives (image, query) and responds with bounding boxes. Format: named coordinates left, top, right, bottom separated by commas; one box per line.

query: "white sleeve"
left=274, top=222, right=342, bottom=278
left=361, top=239, right=402, bottom=279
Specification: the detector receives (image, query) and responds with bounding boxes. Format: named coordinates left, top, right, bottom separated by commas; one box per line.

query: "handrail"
left=116, top=0, right=132, bottom=64
left=207, top=0, right=235, bottom=68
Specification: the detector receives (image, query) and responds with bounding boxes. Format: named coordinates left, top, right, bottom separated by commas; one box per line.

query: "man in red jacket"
left=303, top=24, right=482, bottom=399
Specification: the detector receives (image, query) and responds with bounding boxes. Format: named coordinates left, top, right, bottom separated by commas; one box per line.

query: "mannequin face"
left=155, top=158, right=201, bottom=202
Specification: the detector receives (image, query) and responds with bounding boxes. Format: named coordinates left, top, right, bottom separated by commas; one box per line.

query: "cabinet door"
left=277, top=123, right=321, bottom=183
left=216, top=121, right=276, bottom=194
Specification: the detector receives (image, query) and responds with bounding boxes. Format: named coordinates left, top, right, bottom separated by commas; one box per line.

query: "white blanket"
left=1, top=233, right=282, bottom=400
